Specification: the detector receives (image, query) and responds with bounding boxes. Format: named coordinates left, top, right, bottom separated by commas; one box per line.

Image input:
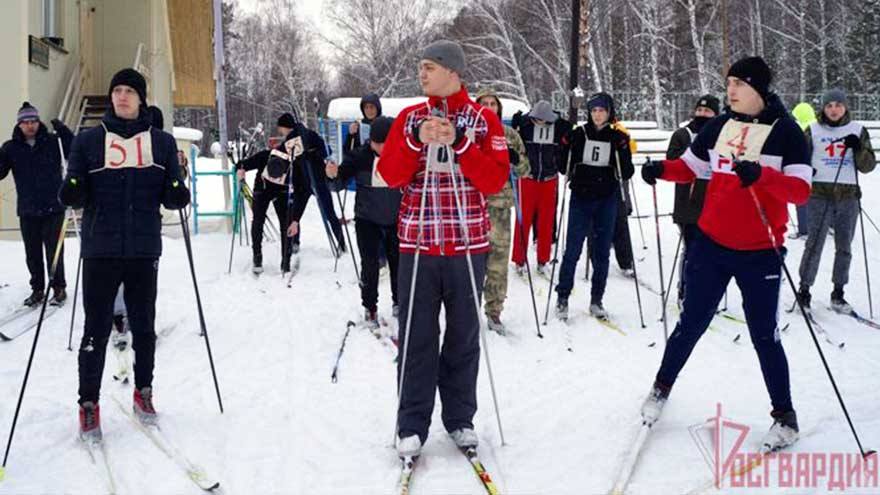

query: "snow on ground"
left=1, top=164, right=880, bottom=494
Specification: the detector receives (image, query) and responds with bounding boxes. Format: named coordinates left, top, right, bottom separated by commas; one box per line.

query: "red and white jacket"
left=377, top=86, right=509, bottom=256
left=660, top=94, right=811, bottom=251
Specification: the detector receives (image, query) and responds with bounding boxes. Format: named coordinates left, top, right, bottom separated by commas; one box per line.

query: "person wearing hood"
left=0, top=102, right=74, bottom=307
left=58, top=68, right=190, bottom=441
left=554, top=92, right=633, bottom=321
left=343, top=93, right=382, bottom=156
left=667, top=94, right=720, bottom=307
left=640, top=56, right=812, bottom=453
left=796, top=89, right=876, bottom=314
left=512, top=100, right=572, bottom=276
left=236, top=113, right=343, bottom=273
left=325, top=116, right=401, bottom=327
left=475, top=88, right=531, bottom=334
left=789, top=102, right=817, bottom=239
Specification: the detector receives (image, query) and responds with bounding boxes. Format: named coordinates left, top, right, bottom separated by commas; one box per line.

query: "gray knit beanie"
left=421, top=40, right=466, bottom=75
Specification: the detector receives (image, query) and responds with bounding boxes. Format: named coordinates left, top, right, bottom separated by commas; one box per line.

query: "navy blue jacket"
left=518, top=116, right=572, bottom=181
left=64, top=109, right=188, bottom=259
left=0, top=122, right=73, bottom=217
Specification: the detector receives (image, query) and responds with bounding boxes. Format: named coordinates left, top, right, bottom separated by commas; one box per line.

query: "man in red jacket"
left=640, top=56, right=811, bottom=453
left=376, top=40, right=509, bottom=460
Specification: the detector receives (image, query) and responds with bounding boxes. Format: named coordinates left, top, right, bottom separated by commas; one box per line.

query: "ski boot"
left=830, top=287, right=852, bottom=314
left=590, top=301, right=609, bottom=320
left=640, top=382, right=670, bottom=426
left=23, top=290, right=43, bottom=307
left=79, top=401, right=102, bottom=442
left=364, top=308, right=380, bottom=329
left=49, top=287, right=67, bottom=307
left=397, top=434, right=422, bottom=458
left=555, top=296, right=569, bottom=321
left=252, top=253, right=264, bottom=274
left=486, top=314, right=506, bottom=335
left=449, top=428, right=478, bottom=449
left=796, top=286, right=811, bottom=311
left=759, top=410, right=799, bottom=453
left=133, top=387, right=158, bottom=425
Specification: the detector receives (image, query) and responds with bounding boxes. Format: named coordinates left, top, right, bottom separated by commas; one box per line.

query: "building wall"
left=26, top=0, right=82, bottom=124
left=95, top=0, right=152, bottom=87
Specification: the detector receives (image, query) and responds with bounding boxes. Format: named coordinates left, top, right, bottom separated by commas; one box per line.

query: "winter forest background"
left=176, top=0, right=880, bottom=145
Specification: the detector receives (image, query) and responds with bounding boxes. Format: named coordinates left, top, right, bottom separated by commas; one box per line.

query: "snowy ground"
left=1, top=165, right=880, bottom=494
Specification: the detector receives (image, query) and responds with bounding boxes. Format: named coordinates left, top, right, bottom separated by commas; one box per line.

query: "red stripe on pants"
left=512, top=177, right=558, bottom=265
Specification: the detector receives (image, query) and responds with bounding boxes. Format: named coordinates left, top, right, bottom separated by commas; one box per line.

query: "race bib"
left=533, top=123, right=554, bottom=145
left=581, top=139, right=611, bottom=167
left=103, top=130, right=157, bottom=170
left=285, top=136, right=304, bottom=158
left=711, top=119, right=776, bottom=175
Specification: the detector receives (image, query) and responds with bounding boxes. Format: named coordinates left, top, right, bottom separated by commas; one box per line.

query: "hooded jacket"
left=0, top=121, right=73, bottom=217
left=563, top=95, right=634, bottom=200
left=475, top=88, right=530, bottom=209
left=517, top=111, right=572, bottom=181
left=343, top=93, right=383, bottom=155
left=660, top=93, right=811, bottom=250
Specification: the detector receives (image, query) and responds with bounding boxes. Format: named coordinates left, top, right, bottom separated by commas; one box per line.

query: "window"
left=42, top=0, right=64, bottom=47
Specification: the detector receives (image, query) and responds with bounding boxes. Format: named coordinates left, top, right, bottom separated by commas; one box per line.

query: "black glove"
left=452, top=126, right=467, bottom=148
left=411, top=119, right=427, bottom=145
left=641, top=158, right=664, bottom=186
left=50, top=119, right=64, bottom=132
left=733, top=159, right=762, bottom=187
left=843, top=134, right=861, bottom=151
left=508, top=147, right=520, bottom=166
left=162, top=179, right=191, bottom=210
left=58, top=177, right=88, bottom=208
left=511, top=110, right=523, bottom=131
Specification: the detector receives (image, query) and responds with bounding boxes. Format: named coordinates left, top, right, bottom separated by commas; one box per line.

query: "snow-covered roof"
left=173, top=127, right=204, bottom=142
left=327, top=96, right=529, bottom=121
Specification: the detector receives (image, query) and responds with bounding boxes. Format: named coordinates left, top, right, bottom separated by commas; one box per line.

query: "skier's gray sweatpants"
left=798, top=197, right=860, bottom=288
left=396, top=252, right=487, bottom=444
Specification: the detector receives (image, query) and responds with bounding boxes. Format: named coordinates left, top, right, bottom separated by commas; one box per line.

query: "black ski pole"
left=178, top=210, right=224, bottom=414
left=334, top=188, right=361, bottom=286
left=543, top=150, right=574, bottom=325
left=651, top=184, right=668, bottom=341
left=745, top=184, right=875, bottom=459
left=3, top=212, right=70, bottom=478
left=331, top=321, right=356, bottom=383
left=854, top=169, right=873, bottom=318
left=511, top=172, right=543, bottom=338
left=616, top=162, right=647, bottom=329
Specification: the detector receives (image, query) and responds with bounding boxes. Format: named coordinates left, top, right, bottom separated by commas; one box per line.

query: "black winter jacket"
left=518, top=116, right=572, bottom=181
left=668, top=117, right=711, bottom=225
left=343, top=94, right=383, bottom=156
left=335, top=144, right=401, bottom=226
left=0, top=122, right=73, bottom=217
left=62, top=109, right=189, bottom=259
left=563, top=122, right=634, bottom=200
left=237, top=124, right=329, bottom=222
